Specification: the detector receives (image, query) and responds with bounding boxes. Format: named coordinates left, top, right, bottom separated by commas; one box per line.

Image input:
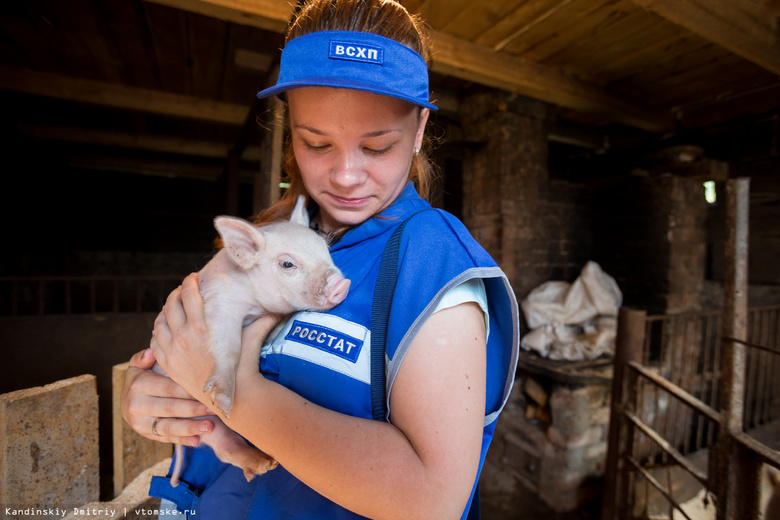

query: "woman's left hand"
left=150, top=273, right=213, bottom=400
left=150, top=273, right=281, bottom=406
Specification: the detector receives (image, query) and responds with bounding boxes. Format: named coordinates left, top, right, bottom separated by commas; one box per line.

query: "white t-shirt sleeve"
left=432, top=278, right=490, bottom=340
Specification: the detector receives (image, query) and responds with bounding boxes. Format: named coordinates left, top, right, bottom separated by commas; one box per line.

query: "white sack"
left=520, top=262, right=622, bottom=361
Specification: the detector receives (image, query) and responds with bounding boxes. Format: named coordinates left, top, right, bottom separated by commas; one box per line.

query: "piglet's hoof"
left=242, top=457, right=279, bottom=482
left=203, top=377, right=234, bottom=418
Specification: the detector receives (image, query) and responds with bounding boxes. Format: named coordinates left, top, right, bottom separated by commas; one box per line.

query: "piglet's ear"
left=290, top=195, right=310, bottom=227
left=214, top=216, right=266, bottom=270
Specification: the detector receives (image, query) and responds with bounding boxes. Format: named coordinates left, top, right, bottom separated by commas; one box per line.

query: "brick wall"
left=458, top=88, right=594, bottom=309
left=593, top=173, right=707, bottom=314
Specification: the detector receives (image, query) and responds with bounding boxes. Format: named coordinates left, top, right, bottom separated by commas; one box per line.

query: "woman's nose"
left=330, top=150, right=367, bottom=188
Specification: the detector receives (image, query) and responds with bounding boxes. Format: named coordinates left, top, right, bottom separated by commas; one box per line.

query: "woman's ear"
left=415, top=108, right=430, bottom=151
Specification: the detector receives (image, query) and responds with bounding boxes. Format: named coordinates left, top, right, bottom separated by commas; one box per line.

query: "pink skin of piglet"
left=153, top=195, right=350, bottom=486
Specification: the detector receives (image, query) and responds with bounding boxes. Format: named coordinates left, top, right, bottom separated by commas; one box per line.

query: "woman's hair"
left=254, top=0, right=435, bottom=225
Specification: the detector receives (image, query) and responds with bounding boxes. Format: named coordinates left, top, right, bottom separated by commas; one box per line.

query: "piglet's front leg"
left=201, top=298, right=246, bottom=418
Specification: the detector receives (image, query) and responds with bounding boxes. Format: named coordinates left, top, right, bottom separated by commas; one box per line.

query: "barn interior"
left=1, top=1, right=779, bottom=518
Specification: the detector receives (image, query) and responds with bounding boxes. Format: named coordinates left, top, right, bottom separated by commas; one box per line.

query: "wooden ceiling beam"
left=631, top=0, right=780, bottom=76
left=0, top=66, right=247, bottom=125
left=68, top=153, right=258, bottom=181
left=143, top=0, right=290, bottom=33
left=16, top=124, right=262, bottom=161
left=430, top=32, right=673, bottom=133
left=142, top=0, right=673, bottom=132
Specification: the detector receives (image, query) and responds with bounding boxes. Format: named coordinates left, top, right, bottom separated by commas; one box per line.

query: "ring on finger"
left=152, top=417, right=162, bottom=437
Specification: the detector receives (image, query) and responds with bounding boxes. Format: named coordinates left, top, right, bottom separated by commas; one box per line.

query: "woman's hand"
left=149, top=272, right=282, bottom=413
left=149, top=273, right=214, bottom=400
left=120, top=347, right=216, bottom=447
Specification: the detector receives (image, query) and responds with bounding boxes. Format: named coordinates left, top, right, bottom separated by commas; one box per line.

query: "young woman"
left=121, top=1, right=519, bottom=518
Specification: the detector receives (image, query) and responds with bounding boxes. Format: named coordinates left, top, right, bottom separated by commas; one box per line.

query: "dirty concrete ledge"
left=64, top=458, right=171, bottom=520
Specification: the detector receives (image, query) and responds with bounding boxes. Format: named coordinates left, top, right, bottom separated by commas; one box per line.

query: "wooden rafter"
left=0, top=66, right=247, bottom=125
left=429, top=31, right=672, bottom=133
left=630, top=0, right=780, bottom=76
left=143, top=0, right=290, bottom=33
left=16, top=124, right=262, bottom=161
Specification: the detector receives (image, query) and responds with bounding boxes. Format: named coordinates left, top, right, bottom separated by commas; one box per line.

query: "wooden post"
left=601, top=307, right=647, bottom=520
left=253, top=65, right=283, bottom=216
left=252, top=169, right=266, bottom=217
left=267, top=96, right=285, bottom=208
left=112, top=363, right=172, bottom=496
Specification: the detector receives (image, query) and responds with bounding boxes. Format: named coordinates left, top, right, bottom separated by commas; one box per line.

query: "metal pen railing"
left=0, top=275, right=183, bottom=316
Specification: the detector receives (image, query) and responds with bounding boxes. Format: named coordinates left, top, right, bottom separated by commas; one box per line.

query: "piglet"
left=153, top=195, right=350, bottom=486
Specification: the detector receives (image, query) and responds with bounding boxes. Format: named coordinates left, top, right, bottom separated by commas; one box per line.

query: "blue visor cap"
left=257, top=31, right=437, bottom=110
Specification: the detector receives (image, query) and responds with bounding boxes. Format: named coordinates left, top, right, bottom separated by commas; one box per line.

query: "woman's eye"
left=304, top=142, right=329, bottom=152
left=280, top=261, right=296, bottom=269
left=365, top=145, right=392, bottom=156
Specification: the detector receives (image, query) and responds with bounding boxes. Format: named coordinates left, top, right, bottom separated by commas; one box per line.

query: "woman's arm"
left=152, top=273, right=487, bottom=520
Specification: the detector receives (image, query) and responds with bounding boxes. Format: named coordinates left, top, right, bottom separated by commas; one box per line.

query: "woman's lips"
left=328, top=194, right=371, bottom=207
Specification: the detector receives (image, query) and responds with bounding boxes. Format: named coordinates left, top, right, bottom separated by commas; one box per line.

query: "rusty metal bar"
left=626, top=456, right=695, bottom=520
left=628, top=361, right=720, bottom=423
left=601, top=308, right=647, bottom=520
left=613, top=297, right=778, bottom=518
left=723, top=336, right=780, bottom=355
left=0, top=275, right=183, bottom=316
left=718, top=177, right=761, bottom=520
left=732, top=431, right=780, bottom=469
left=624, top=410, right=709, bottom=487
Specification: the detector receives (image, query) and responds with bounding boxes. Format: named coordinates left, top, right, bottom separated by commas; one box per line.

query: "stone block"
left=547, top=424, right=605, bottom=450
left=1, top=375, right=99, bottom=519
left=550, top=385, right=609, bottom=437
left=112, top=363, right=172, bottom=496
left=591, top=405, right=612, bottom=427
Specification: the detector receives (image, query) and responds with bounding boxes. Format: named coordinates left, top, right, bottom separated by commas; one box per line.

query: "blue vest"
left=150, top=183, right=519, bottom=519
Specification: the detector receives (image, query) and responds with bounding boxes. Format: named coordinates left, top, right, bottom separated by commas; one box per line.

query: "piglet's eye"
left=280, top=261, right=296, bottom=269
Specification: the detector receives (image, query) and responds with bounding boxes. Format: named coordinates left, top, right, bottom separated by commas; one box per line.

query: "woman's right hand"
left=121, top=347, right=216, bottom=446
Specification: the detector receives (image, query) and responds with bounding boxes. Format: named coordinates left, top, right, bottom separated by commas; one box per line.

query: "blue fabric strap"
left=369, top=207, right=482, bottom=519
left=369, top=219, right=403, bottom=421
left=370, top=209, right=431, bottom=422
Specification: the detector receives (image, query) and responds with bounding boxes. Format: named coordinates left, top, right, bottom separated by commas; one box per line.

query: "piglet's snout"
left=324, top=272, right=350, bottom=306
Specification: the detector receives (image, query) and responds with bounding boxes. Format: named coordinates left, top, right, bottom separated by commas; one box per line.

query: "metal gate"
left=601, top=178, right=780, bottom=520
